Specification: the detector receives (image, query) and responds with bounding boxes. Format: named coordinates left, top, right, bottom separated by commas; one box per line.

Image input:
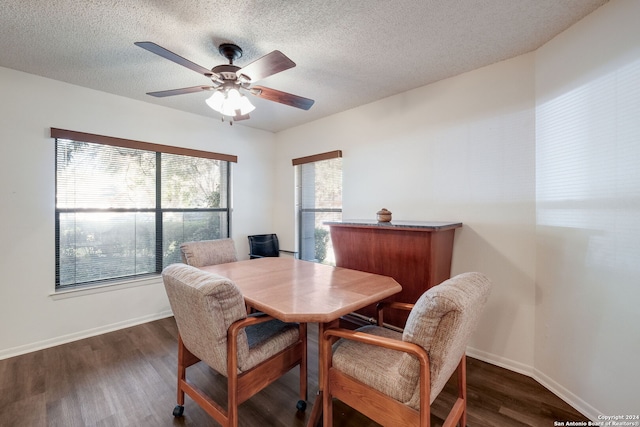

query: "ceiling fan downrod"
left=218, top=43, right=243, bottom=64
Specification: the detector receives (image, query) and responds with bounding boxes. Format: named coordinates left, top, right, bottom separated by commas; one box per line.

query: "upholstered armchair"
left=322, top=272, right=492, bottom=427
left=162, top=264, right=307, bottom=426
left=180, top=238, right=237, bottom=267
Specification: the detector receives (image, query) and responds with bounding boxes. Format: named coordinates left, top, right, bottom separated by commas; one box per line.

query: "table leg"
left=306, top=390, right=323, bottom=427
left=306, top=320, right=338, bottom=427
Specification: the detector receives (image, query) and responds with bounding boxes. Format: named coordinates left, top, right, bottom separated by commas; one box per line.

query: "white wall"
left=275, top=54, right=538, bottom=371
left=274, top=0, right=639, bottom=419
left=0, top=67, right=276, bottom=358
left=534, top=0, right=640, bottom=418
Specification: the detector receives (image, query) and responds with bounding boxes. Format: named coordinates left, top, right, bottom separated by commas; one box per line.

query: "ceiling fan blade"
left=251, top=86, right=315, bottom=110
left=146, top=86, right=214, bottom=97
left=238, top=50, right=295, bottom=82
left=135, top=41, right=215, bottom=77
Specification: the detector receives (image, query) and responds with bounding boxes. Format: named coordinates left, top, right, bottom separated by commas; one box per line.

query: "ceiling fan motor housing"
left=211, top=64, right=241, bottom=81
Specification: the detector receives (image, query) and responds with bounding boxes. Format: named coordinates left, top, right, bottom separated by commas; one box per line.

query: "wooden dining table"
left=199, top=257, right=402, bottom=427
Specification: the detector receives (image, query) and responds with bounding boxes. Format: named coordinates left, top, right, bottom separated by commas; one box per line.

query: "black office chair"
left=248, top=234, right=280, bottom=259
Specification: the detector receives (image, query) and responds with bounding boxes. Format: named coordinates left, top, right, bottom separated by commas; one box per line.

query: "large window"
left=52, top=129, right=236, bottom=289
left=294, top=151, right=342, bottom=264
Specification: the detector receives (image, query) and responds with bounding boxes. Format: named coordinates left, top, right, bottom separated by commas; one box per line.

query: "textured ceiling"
left=0, top=0, right=608, bottom=133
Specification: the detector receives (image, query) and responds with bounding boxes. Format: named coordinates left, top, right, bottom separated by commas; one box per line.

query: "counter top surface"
left=324, top=220, right=462, bottom=230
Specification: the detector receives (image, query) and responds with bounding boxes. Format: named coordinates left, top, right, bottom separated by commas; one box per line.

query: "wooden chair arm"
left=376, top=301, right=415, bottom=326
left=232, top=313, right=275, bottom=329
left=226, top=313, right=277, bottom=376
left=227, top=314, right=306, bottom=377
left=323, top=327, right=431, bottom=422
left=324, top=328, right=428, bottom=366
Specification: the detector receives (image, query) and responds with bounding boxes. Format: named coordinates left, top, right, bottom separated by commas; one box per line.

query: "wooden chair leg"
left=176, top=365, right=186, bottom=406
left=228, top=332, right=239, bottom=427
left=300, top=323, right=308, bottom=403
left=322, top=325, right=333, bottom=427
left=176, top=336, right=188, bottom=406
left=323, top=388, right=333, bottom=427
left=175, top=335, right=203, bottom=413
left=441, top=357, right=468, bottom=427
left=458, top=356, right=467, bottom=427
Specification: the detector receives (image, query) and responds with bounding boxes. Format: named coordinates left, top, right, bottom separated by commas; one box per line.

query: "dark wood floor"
left=0, top=317, right=588, bottom=426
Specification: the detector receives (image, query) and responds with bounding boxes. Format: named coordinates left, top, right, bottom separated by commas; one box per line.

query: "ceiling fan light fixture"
left=227, top=88, right=241, bottom=101
left=220, top=100, right=238, bottom=117
left=206, top=87, right=255, bottom=117
left=239, top=95, right=256, bottom=115
left=205, top=90, right=225, bottom=111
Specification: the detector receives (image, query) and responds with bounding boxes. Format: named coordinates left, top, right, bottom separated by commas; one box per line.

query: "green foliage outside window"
left=314, top=228, right=330, bottom=262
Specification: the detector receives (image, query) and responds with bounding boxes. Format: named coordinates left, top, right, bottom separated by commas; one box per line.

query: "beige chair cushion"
left=162, top=263, right=299, bottom=374
left=180, top=238, right=238, bottom=267
left=332, top=272, right=492, bottom=409
left=243, top=317, right=301, bottom=370
left=332, top=325, right=411, bottom=403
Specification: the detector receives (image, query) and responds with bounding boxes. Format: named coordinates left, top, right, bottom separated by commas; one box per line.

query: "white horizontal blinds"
left=56, top=140, right=156, bottom=209
left=294, top=151, right=342, bottom=263
left=56, top=140, right=158, bottom=285
left=53, top=129, right=234, bottom=288
left=161, top=153, right=229, bottom=209
left=161, top=154, right=230, bottom=267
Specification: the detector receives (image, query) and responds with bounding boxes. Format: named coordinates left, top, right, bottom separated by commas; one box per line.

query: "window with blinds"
left=53, top=129, right=234, bottom=289
left=294, top=151, right=342, bottom=264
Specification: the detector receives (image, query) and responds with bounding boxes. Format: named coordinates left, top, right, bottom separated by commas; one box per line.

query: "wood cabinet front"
left=326, top=220, right=462, bottom=328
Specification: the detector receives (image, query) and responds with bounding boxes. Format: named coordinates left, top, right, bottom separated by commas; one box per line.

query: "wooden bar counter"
left=325, top=220, right=462, bottom=327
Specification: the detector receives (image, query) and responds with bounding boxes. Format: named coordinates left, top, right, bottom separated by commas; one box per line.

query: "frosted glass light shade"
left=239, top=95, right=256, bottom=115
left=205, top=91, right=224, bottom=111
left=206, top=88, right=255, bottom=117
